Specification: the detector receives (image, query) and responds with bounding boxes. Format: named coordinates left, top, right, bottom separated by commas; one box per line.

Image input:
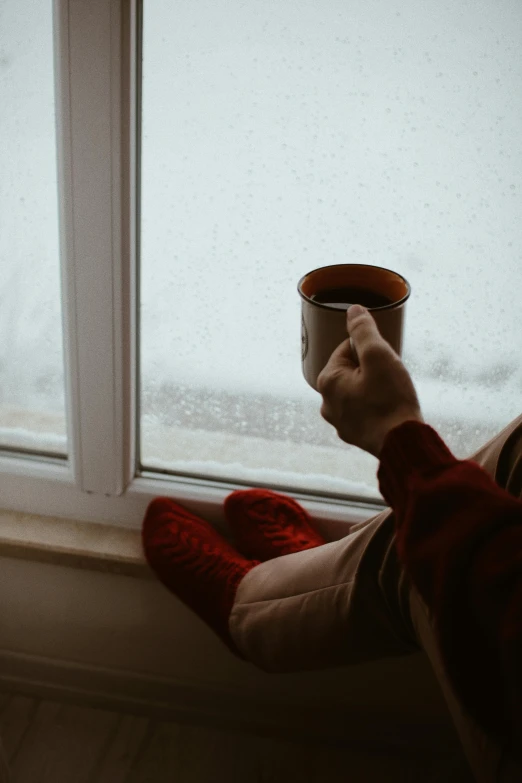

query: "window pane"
left=0, top=0, right=66, bottom=456
left=140, top=0, right=522, bottom=500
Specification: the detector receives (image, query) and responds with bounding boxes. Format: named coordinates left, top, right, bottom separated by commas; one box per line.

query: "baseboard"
left=0, top=648, right=461, bottom=756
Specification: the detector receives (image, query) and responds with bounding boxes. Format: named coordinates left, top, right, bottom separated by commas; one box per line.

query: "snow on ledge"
left=0, top=406, right=381, bottom=499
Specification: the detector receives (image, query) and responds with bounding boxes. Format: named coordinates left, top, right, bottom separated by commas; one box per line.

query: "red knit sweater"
left=377, top=420, right=522, bottom=754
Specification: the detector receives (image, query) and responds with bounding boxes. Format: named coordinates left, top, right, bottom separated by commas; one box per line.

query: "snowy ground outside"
left=1, top=0, right=521, bottom=500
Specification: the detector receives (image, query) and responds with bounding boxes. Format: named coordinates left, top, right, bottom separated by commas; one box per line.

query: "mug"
left=297, top=263, right=411, bottom=391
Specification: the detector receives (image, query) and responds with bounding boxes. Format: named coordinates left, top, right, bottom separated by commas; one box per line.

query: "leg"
left=229, top=504, right=417, bottom=672
left=230, top=414, right=522, bottom=672
left=229, top=473, right=420, bottom=671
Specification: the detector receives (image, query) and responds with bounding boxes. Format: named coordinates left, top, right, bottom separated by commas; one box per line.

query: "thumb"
left=346, top=304, right=386, bottom=360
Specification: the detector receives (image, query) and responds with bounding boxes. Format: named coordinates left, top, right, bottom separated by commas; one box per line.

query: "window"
left=0, top=0, right=65, bottom=457
left=0, top=0, right=521, bottom=526
left=140, top=0, right=522, bottom=501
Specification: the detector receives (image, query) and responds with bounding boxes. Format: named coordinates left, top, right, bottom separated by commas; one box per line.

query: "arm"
left=317, top=304, right=522, bottom=748
left=378, top=420, right=522, bottom=748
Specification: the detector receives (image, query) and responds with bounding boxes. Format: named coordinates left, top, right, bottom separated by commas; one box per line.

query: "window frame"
left=0, top=0, right=383, bottom=530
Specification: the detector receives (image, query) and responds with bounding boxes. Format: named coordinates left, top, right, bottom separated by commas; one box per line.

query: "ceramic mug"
left=297, top=263, right=411, bottom=391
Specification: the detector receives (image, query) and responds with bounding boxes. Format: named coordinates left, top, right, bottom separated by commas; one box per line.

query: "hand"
left=317, top=304, right=424, bottom=458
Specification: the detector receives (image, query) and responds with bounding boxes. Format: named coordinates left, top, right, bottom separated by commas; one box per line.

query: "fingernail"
left=347, top=304, right=366, bottom=321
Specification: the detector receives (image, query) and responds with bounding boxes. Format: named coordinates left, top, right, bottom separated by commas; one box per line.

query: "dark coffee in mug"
left=310, top=285, right=392, bottom=310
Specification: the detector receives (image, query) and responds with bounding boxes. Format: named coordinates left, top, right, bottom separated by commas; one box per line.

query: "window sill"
left=0, top=494, right=381, bottom=580
left=0, top=509, right=151, bottom=580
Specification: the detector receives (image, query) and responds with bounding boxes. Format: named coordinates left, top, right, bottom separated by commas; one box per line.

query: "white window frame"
left=0, top=0, right=383, bottom=530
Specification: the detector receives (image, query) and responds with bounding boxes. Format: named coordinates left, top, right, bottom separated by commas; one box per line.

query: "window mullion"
left=56, top=0, right=136, bottom=497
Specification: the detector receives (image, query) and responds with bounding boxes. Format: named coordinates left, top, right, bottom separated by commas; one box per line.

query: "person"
left=142, top=304, right=522, bottom=782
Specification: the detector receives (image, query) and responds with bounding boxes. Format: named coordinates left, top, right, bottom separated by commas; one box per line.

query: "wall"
left=0, top=553, right=463, bottom=755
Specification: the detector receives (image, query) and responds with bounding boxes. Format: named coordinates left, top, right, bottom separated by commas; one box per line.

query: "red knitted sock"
left=224, top=489, right=327, bottom=561
left=142, top=497, right=260, bottom=658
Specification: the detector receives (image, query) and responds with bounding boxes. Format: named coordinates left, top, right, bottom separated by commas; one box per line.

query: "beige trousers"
left=229, top=414, right=522, bottom=782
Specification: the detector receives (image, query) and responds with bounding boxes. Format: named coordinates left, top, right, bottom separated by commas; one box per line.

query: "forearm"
left=377, top=420, right=522, bottom=744
left=377, top=421, right=522, bottom=613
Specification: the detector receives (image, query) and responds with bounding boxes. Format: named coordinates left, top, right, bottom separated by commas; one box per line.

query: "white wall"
left=0, top=554, right=462, bottom=752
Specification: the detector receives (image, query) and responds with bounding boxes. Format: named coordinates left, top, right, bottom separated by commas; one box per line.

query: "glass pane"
left=140, top=0, right=522, bottom=500
left=0, top=0, right=66, bottom=456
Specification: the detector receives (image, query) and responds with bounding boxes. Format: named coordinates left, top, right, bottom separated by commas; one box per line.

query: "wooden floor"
left=0, top=689, right=473, bottom=782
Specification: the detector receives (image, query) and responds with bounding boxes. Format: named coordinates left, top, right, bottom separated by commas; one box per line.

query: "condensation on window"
left=0, top=0, right=65, bottom=454
left=140, top=0, right=522, bottom=497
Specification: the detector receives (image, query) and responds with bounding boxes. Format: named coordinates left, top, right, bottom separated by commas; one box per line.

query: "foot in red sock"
left=142, top=497, right=260, bottom=657
left=224, top=489, right=327, bottom=561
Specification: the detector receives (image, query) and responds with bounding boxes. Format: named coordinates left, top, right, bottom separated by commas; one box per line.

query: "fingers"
left=346, top=307, right=384, bottom=361
left=317, top=337, right=356, bottom=395
left=318, top=307, right=393, bottom=395
left=349, top=336, right=359, bottom=366
left=328, top=336, right=358, bottom=368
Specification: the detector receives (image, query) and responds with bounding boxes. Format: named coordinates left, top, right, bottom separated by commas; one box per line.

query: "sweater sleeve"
left=377, top=420, right=522, bottom=747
